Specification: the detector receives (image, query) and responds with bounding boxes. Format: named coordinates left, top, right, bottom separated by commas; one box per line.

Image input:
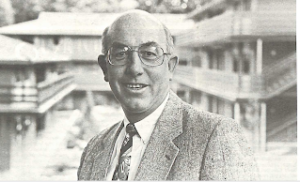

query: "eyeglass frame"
left=106, top=43, right=171, bottom=67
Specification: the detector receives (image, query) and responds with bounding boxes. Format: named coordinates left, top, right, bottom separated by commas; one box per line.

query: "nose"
left=126, top=51, right=144, bottom=76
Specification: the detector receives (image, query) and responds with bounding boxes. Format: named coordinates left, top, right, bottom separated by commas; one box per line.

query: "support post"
left=256, top=39, right=263, bottom=74
left=234, top=102, right=241, bottom=125
left=260, top=102, right=267, bottom=151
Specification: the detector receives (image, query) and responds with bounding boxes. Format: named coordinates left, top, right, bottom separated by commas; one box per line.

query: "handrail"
left=267, top=113, right=297, bottom=138
left=263, top=53, right=296, bottom=76
left=175, top=57, right=296, bottom=99
left=37, top=72, right=73, bottom=90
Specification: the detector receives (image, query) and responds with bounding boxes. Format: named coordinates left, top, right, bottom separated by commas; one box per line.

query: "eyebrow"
left=111, top=41, right=161, bottom=47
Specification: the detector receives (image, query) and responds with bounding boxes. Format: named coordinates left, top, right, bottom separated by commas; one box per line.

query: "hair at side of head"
left=100, top=11, right=175, bottom=59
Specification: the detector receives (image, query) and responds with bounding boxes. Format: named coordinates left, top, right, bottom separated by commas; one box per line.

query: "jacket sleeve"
left=77, top=127, right=109, bottom=180
left=200, top=118, right=260, bottom=180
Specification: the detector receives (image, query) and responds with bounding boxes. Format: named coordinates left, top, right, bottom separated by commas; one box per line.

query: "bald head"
left=101, top=10, right=175, bottom=56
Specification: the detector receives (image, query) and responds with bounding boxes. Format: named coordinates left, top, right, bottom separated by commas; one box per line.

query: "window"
left=179, top=59, right=188, bottom=66
left=192, top=56, right=202, bottom=67
left=233, top=57, right=239, bottom=73
left=34, top=65, right=46, bottom=83
left=242, top=57, right=250, bottom=74
left=53, top=36, right=60, bottom=45
left=208, top=50, right=213, bottom=69
left=216, top=50, right=224, bottom=70
left=233, top=1, right=241, bottom=11
left=243, top=0, right=252, bottom=11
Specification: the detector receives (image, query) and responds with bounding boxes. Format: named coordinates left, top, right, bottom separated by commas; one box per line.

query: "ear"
left=168, top=55, right=178, bottom=70
left=98, top=55, right=108, bottom=82
left=167, top=56, right=178, bottom=81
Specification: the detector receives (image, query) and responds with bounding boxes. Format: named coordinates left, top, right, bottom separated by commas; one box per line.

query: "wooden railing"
left=174, top=52, right=296, bottom=99
left=236, top=11, right=296, bottom=36
left=174, top=66, right=240, bottom=99
left=262, top=53, right=296, bottom=97
left=0, top=73, right=74, bottom=107
left=0, top=84, right=37, bottom=104
left=37, top=73, right=74, bottom=103
left=176, top=11, right=296, bottom=46
left=176, top=12, right=234, bottom=46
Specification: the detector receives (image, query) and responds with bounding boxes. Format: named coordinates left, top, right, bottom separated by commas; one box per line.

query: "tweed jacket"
left=77, top=91, right=259, bottom=180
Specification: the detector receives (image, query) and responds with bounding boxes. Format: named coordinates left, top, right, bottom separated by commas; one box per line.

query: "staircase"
left=262, top=53, right=296, bottom=99
left=267, top=112, right=297, bottom=142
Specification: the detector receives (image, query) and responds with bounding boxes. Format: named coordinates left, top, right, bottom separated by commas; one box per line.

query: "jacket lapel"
left=91, top=121, right=123, bottom=180
left=135, top=92, right=183, bottom=180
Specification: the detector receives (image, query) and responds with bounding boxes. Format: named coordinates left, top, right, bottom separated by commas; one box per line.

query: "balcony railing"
left=174, top=66, right=240, bottom=100
left=0, top=73, right=74, bottom=110
left=37, top=72, right=74, bottom=103
left=176, top=11, right=296, bottom=46
left=174, top=53, right=296, bottom=100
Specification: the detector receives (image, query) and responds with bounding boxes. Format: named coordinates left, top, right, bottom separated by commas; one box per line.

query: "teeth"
left=127, top=84, right=144, bottom=88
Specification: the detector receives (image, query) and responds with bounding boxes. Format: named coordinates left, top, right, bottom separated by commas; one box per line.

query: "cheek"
left=107, top=67, right=123, bottom=80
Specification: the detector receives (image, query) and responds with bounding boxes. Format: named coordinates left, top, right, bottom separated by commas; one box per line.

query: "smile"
left=125, top=83, right=147, bottom=90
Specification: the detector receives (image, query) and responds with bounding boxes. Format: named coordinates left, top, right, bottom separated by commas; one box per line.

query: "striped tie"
left=112, top=123, right=138, bottom=180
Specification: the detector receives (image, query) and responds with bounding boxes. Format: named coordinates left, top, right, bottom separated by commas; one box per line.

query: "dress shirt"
left=106, top=94, right=169, bottom=180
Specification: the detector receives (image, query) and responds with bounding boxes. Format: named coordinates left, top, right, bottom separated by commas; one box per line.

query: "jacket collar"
left=134, top=91, right=183, bottom=180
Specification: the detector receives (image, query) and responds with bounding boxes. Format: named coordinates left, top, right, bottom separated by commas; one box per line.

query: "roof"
left=0, top=35, right=70, bottom=64
left=0, top=12, right=194, bottom=36
left=187, top=0, right=228, bottom=19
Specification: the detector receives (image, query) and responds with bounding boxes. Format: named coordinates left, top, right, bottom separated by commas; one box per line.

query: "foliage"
left=10, top=0, right=41, bottom=23
left=136, top=0, right=203, bottom=14
left=8, top=0, right=208, bottom=24
left=0, top=0, right=14, bottom=26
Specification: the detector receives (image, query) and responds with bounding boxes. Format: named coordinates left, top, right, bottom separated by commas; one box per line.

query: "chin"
left=123, top=102, right=149, bottom=114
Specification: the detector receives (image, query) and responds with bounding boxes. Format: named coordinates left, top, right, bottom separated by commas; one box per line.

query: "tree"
left=135, top=0, right=206, bottom=14
left=10, top=0, right=41, bottom=23
left=0, top=0, right=14, bottom=27
left=9, top=0, right=206, bottom=24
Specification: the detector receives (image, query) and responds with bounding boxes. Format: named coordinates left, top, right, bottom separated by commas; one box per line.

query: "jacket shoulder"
left=199, top=112, right=259, bottom=180
left=86, top=122, right=120, bottom=150
left=179, top=100, right=227, bottom=134
left=77, top=122, right=121, bottom=180
left=172, top=97, right=259, bottom=180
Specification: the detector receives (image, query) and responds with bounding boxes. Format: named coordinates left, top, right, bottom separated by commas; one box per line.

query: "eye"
left=114, top=52, right=126, bottom=59
left=111, top=48, right=127, bottom=60
left=141, top=51, right=157, bottom=58
left=146, top=51, right=156, bottom=56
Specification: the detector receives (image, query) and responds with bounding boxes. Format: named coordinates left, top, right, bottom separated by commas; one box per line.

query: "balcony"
left=37, top=72, right=74, bottom=103
left=0, top=73, right=75, bottom=113
left=174, top=53, right=296, bottom=100
left=176, top=11, right=296, bottom=46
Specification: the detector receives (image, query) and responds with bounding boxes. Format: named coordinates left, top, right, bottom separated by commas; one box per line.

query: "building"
left=0, top=12, right=194, bottom=111
left=0, top=35, right=75, bottom=171
left=174, top=0, right=296, bottom=151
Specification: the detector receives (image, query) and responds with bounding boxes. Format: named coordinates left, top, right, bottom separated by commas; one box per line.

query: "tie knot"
left=126, top=123, right=138, bottom=137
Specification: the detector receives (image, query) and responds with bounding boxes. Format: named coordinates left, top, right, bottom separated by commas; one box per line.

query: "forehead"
left=107, top=15, right=168, bottom=49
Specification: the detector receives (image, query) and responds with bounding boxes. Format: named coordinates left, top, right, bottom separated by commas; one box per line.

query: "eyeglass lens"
left=109, top=45, right=164, bottom=66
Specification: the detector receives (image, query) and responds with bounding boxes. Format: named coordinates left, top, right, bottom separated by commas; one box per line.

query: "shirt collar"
left=123, top=93, right=169, bottom=144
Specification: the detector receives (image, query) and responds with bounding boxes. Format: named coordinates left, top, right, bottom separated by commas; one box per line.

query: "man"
left=77, top=10, right=259, bottom=181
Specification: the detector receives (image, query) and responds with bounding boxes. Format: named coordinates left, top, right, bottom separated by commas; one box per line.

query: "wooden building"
left=0, top=12, right=194, bottom=110
left=174, top=0, right=296, bottom=151
left=0, top=35, right=75, bottom=171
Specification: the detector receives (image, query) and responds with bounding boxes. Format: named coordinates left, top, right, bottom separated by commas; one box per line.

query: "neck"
left=123, top=93, right=169, bottom=123
left=124, top=112, right=147, bottom=124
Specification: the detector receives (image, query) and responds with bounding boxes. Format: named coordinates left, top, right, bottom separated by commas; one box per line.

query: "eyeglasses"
left=107, top=44, right=171, bottom=67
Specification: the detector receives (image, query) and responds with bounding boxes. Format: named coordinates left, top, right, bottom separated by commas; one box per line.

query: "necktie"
left=113, top=123, right=138, bottom=180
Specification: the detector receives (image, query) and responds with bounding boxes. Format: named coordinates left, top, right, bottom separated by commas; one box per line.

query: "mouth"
left=125, top=83, right=148, bottom=90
